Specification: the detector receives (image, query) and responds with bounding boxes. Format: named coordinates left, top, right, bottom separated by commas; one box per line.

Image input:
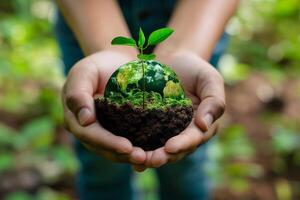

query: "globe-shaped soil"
left=95, top=60, right=193, bottom=150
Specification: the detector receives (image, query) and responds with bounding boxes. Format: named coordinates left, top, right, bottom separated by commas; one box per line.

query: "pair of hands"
left=62, top=49, right=225, bottom=172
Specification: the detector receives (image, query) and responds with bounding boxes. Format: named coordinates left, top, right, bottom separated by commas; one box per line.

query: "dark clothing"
left=55, top=1, right=228, bottom=199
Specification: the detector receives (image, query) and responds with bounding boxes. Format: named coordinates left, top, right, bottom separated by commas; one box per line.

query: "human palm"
left=133, top=51, right=225, bottom=170
left=62, top=50, right=225, bottom=171
left=62, top=50, right=147, bottom=165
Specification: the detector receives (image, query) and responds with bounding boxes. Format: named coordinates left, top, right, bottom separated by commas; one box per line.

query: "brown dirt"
left=94, top=98, right=193, bottom=151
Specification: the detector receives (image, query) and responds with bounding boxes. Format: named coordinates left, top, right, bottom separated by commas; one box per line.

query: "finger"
left=65, top=109, right=132, bottom=154
left=165, top=122, right=202, bottom=154
left=195, top=67, right=225, bottom=131
left=132, top=164, right=147, bottom=172
left=144, top=151, right=154, bottom=167
left=63, top=59, right=99, bottom=126
left=83, top=143, right=147, bottom=165
left=165, top=121, right=218, bottom=154
left=197, top=122, right=219, bottom=145
left=82, top=142, right=131, bottom=163
left=128, top=147, right=147, bottom=164
left=64, top=90, right=96, bottom=126
left=149, top=148, right=167, bottom=168
left=195, top=96, right=225, bottom=131
left=148, top=147, right=185, bottom=168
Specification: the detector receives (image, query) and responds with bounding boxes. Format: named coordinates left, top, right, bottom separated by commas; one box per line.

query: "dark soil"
left=95, top=98, right=193, bottom=151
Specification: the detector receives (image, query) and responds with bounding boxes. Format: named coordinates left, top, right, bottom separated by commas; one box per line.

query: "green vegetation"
left=104, top=60, right=191, bottom=109
left=102, top=91, right=191, bottom=110
left=111, top=27, right=173, bottom=61
left=0, top=0, right=299, bottom=199
left=111, top=27, right=174, bottom=108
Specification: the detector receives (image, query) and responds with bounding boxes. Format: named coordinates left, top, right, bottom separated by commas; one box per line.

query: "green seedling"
left=111, top=27, right=174, bottom=108
left=95, top=27, right=193, bottom=150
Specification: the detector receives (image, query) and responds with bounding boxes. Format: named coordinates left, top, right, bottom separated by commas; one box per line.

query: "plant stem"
left=140, top=48, right=145, bottom=109
left=142, top=61, right=145, bottom=109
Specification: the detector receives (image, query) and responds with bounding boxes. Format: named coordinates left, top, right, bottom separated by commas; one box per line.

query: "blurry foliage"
left=0, top=0, right=77, bottom=199
left=216, top=0, right=300, bottom=199
left=271, top=125, right=300, bottom=176
left=206, top=125, right=262, bottom=192
left=0, top=0, right=62, bottom=114
left=220, top=0, right=300, bottom=84
left=135, top=169, right=159, bottom=200
left=5, top=188, right=71, bottom=200
left=0, top=0, right=299, bottom=199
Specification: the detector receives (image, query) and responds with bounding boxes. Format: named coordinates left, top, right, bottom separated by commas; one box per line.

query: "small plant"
left=111, top=27, right=174, bottom=60
left=95, top=27, right=193, bottom=150
left=111, top=27, right=174, bottom=108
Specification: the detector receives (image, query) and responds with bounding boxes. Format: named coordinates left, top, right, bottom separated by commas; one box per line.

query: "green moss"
left=103, top=89, right=192, bottom=110
left=103, top=60, right=192, bottom=110
left=163, top=81, right=183, bottom=98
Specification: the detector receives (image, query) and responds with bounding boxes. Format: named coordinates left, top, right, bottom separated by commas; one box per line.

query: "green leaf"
left=138, top=27, right=145, bottom=48
left=17, top=117, right=55, bottom=150
left=137, top=53, right=156, bottom=60
left=147, top=28, right=174, bottom=46
left=5, top=191, right=32, bottom=200
left=111, top=36, right=136, bottom=47
left=0, top=153, right=14, bottom=173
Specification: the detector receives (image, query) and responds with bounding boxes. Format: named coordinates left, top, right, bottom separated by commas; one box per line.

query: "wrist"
left=154, top=45, right=197, bottom=64
left=154, top=41, right=211, bottom=62
left=104, top=46, right=138, bottom=60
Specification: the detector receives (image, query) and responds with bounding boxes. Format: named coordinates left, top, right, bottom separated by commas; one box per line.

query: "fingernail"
left=203, top=114, right=213, bottom=129
left=78, top=108, right=91, bottom=126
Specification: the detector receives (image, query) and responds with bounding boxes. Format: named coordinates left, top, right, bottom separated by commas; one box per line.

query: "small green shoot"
left=111, top=27, right=174, bottom=108
left=111, top=27, right=174, bottom=60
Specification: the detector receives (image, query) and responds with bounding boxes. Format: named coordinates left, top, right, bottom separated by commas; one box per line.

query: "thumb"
left=195, top=96, right=225, bottom=132
left=195, top=64, right=225, bottom=132
left=62, top=59, right=99, bottom=126
left=65, top=91, right=96, bottom=126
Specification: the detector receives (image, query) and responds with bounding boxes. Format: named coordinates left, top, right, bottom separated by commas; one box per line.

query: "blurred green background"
left=0, top=0, right=299, bottom=200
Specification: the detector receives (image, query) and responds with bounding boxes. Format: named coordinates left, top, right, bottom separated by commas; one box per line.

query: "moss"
left=100, top=89, right=192, bottom=110
left=103, top=60, right=192, bottom=110
left=163, top=80, right=183, bottom=98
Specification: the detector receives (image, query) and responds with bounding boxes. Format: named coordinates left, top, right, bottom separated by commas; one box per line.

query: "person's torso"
left=117, top=0, right=176, bottom=42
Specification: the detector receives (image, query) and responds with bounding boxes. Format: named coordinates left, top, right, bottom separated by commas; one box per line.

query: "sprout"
left=111, top=27, right=174, bottom=108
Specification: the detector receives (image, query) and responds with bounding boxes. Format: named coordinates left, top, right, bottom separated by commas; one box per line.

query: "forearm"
left=56, top=0, right=136, bottom=56
left=155, top=0, right=239, bottom=61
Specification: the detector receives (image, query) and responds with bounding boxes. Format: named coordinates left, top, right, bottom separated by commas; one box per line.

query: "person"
left=55, top=0, right=238, bottom=199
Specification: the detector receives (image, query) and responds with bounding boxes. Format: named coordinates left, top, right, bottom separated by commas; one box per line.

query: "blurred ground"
left=0, top=0, right=299, bottom=200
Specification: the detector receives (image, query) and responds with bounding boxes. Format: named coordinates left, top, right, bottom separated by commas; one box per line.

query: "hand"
left=133, top=50, right=225, bottom=171
left=62, top=50, right=147, bottom=165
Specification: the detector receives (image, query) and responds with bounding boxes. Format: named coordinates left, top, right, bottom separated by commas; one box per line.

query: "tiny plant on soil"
left=95, top=27, right=193, bottom=150
left=111, top=27, right=174, bottom=108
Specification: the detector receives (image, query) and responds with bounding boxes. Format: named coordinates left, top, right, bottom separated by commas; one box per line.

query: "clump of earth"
left=95, top=60, right=193, bottom=151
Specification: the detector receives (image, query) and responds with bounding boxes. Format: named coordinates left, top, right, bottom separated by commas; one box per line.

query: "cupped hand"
left=62, top=50, right=147, bottom=165
left=133, top=50, right=225, bottom=172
